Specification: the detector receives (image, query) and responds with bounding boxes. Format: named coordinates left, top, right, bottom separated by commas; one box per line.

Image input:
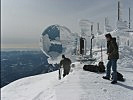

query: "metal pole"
left=101, top=46, right=103, bottom=62
left=90, top=25, right=93, bottom=58
left=127, top=40, right=130, bottom=46
left=97, top=23, right=99, bottom=31
left=117, top=36, right=120, bottom=48
left=129, top=8, right=131, bottom=29
left=118, top=1, right=120, bottom=21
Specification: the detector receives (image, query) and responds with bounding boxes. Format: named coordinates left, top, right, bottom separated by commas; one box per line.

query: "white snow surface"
left=1, top=46, right=133, bottom=100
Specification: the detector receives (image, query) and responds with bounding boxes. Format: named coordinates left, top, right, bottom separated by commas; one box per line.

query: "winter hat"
left=105, top=33, right=112, bottom=38
left=62, top=55, right=65, bottom=58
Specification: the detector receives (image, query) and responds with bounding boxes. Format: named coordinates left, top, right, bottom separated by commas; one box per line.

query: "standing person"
left=60, top=55, right=72, bottom=77
left=103, top=33, right=119, bottom=84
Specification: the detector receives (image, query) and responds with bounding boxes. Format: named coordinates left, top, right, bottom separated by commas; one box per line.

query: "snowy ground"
left=1, top=46, right=133, bottom=100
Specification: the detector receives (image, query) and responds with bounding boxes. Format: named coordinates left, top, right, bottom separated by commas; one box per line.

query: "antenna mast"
left=97, top=23, right=100, bottom=31
left=129, top=8, right=131, bottom=29
left=118, top=1, right=120, bottom=21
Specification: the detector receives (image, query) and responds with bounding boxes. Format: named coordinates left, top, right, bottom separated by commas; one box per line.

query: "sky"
left=1, top=0, right=133, bottom=48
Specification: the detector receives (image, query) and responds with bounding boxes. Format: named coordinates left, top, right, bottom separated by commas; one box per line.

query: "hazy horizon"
left=1, top=0, right=133, bottom=48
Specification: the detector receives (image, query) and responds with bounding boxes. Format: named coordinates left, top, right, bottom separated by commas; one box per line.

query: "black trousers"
left=63, top=69, right=70, bottom=77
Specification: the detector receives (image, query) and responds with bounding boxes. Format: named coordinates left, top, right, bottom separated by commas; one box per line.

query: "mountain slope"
left=1, top=46, right=133, bottom=100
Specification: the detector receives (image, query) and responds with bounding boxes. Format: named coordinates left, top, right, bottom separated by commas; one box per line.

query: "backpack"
left=111, top=72, right=125, bottom=82
left=83, top=65, right=98, bottom=72
left=98, top=62, right=105, bottom=72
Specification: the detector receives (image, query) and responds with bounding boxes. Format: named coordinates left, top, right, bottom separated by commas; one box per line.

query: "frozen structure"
left=75, top=19, right=97, bottom=61
left=78, top=19, right=92, bottom=55
left=115, top=1, right=133, bottom=46
left=116, top=1, right=129, bottom=37
left=117, top=1, right=128, bottom=31
left=103, top=1, right=133, bottom=47
left=104, top=17, right=113, bottom=33
left=97, top=23, right=103, bottom=35
left=40, top=1, right=133, bottom=62
left=40, top=25, right=78, bottom=60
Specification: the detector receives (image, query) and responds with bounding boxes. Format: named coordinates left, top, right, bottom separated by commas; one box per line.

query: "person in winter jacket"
left=60, top=55, right=72, bottom=77
left=103, top=33, right=119, bottom=84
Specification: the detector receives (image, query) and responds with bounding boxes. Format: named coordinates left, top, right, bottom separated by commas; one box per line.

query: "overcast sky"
left=1, top=0, right=133, bottom=48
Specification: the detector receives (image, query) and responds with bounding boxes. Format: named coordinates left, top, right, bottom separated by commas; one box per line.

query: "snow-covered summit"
left=1, top=45, right=133, bottom=100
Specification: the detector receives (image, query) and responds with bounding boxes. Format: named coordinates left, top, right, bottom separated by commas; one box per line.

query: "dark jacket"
left=107, top=38, right=119, bottom=60
left=60, top=58, right=71, bottom=71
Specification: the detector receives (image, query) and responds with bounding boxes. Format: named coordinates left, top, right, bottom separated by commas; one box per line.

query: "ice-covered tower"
left=118, top=1, right=122, bottom=21
left=97, top=23, right=102, bottom=35
left=116, top=1, right=130, bottom=46
left=117, top=1, right=128, bottom=30
left=104, top=17, right=113, bottom=32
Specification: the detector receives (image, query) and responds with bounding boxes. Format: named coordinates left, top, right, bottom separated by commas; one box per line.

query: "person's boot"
left=111, top=80, right=117, bottom=84
left=102, top=76, right=110, bottom=80
left=63, top=73, right=67, bottom=78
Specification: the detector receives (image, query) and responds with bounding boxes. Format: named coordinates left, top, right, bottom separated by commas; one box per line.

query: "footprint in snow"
left=96, top=76, right=100, bottom=78
left=103, top=88, right=107, bottom=92
left=94, top=81, right=98, bottom=83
